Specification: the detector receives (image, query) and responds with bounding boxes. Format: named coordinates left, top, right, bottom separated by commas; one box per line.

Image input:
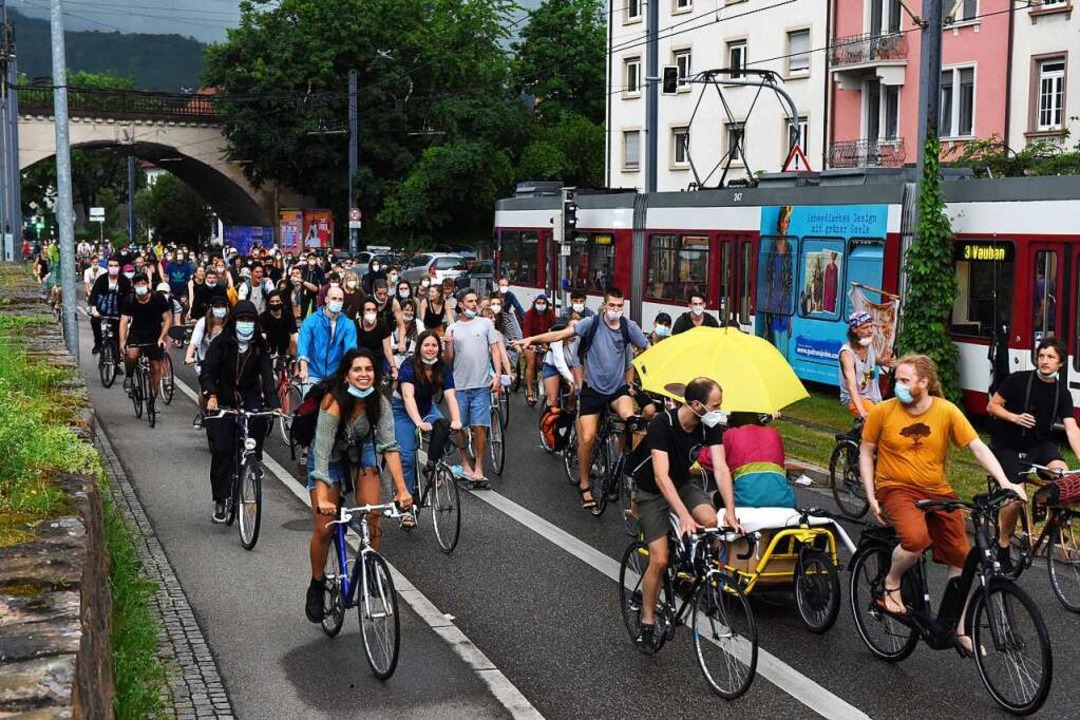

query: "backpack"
left=578, top=315, right=632, bottom=365
left=289, top=381, right=330, bottom=447
left=541, top=407, right=575, bottom=452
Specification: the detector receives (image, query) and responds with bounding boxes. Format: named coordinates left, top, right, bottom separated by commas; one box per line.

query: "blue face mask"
left=347, top=384, right=375, bottom=399
left=235, top=321, right=255, bottom=341
left=463, top=309, right=477, bottom=319
left=894, top=383, right=914, bottom=404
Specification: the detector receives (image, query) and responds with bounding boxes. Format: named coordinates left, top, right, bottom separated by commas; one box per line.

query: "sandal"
left=874, top=584, right=909, bottom=616
left=578, top=487, right=597, bottom=510
left=955, top=634, right=986, bottom=659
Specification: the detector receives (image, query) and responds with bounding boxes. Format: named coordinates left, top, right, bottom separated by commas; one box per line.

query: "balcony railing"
left=829, top=32, right=908, bottom=66
left=16, top=86, right=220, bottom=123
left=829, top=137, right=906, bottom=168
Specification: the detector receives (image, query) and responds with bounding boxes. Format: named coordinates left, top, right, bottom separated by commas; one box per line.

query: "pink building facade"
left=828, top=1, right=1011, bottom=168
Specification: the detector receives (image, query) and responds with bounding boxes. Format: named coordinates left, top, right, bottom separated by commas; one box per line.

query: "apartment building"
left=607, top=0, right=829, bottom=190
left=1007, top=0, right=1077, bottom=152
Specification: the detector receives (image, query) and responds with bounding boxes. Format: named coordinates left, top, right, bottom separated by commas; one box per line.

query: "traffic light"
left=662, top=66, right=679, bottom=95
left=562, top=189, right=577, bottom=243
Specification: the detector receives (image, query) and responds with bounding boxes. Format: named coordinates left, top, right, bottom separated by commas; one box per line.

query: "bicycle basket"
left=1035, top=471, right=1080, bottom=507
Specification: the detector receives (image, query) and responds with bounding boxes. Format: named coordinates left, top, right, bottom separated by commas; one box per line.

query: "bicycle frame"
left=329, top=504, right=400, bottom=611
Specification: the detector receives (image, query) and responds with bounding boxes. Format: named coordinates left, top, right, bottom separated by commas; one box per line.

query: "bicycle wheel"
left=1047, top=517, right=1080, bottom=613
left=849, top=546, right=919, bottom=661
left=131, top=370, right=143, bottom=419
left=489, top=409, right=505, bottom=475
left=588, top=435, right=612, bottom=517
left=692, top=571, right=757, bottom=699
left=794, top=549, right=841, bottom=634
left=359, top=552, right=400, bottom=680
left=499, top=387, right=510, bottom=429
left=159, top=353, right=175, bottom=405
left=829, top=441, right=868, bottom=518
left=563, top=426, right=579, bottom=485
left=429, top=464, right=461, bottom=554
left=621, top=474, right=639, bottom=537
left=970, top=580, right=1053, bottom=716
left=618, top=541, right=652, bottom=652
left=279, top=383, right=302, bottom=446
left=99, top=341, right=117, bottom=388
left=321, top=532, right=347, bottom=637
left=237, top=461, right=262, bottom=550
left=538, top=406, right=554, bottom=453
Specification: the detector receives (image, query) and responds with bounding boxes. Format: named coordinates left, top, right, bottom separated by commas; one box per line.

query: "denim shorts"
left=541, top=362, right=560, bottom=380
left=306, top=442, right=378, bottom=491
left=458, top=386, right=491, bottom=428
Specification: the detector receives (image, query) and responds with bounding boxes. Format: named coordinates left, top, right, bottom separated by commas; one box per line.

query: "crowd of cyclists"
left=28, top=235, right=1079, bottom=707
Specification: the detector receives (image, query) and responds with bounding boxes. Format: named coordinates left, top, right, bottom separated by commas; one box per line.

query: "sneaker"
left=211, top=501, right=228, bottom=524
left=123, top=376, right=132, bottom=393
left=400, top=512, right=417, bottom=531
left=191, top=414, right=203, bottom=429
left=91, top=345, right=100, bottom=355
left=997, top=545, right=1014, bottom=575
left=305, top=577, right=326, bottom=623
left=636, top=623, right=657, bottom=653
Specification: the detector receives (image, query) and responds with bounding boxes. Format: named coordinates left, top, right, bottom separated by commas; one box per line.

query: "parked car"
left=455, top=258, right=494, bottom=295
left=401, top=252, right=468, bottom=285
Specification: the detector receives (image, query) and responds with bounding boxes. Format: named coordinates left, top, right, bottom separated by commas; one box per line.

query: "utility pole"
left=644, top=0, right=658, bottom=193
left=0, top=0, right=10, bottom=260
left=127, top=153, right=135, bottom=241
left=8, top=53, right=21, bottom=261
left=50, top=0, right=78, bottom=357
left=914, top=1, right=942, bottom=184
left=347, top=69, right=358, bottom=255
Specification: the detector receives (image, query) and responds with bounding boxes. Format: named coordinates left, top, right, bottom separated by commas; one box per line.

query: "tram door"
left=715, top=235, right=754, bottom=326
left=1027, top=245, right=1070, bottom=398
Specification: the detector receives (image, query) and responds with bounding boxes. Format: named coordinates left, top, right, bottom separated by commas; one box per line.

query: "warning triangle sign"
left=782, top=143, right=811, bottom=172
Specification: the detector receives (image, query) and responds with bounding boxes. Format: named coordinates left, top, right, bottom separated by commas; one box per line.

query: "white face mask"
left=605, top=308, right=622, bottom=322
left=212, top=307, right=227, bottom=319
left=420, top=280, right=430, bottom=288
left=1038, top=368, right=1059, bottom=381
left=691, top=305, right=705, bottom=316
left=654, top=325, right=671, bottom=338
left=134, top=286, right=149, bottom=297
left=490, top=303, right=502, bottom=314
left=572, top=302, right=584, bottom=313
left=696, top=405, right=726, bottom=428
left=858, top=336, right=873, bottom=347
left=363, top=312, right=378, bottom=324
left=346, top=280, right=357, bottom=290
left=498, top=285, right=508, bottom=294
left=388, top=274, right=399, bottom=284
left=535, top=303, right=547, bottom=312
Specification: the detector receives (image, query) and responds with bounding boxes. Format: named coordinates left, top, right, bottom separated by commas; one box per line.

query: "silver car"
left=401, top=253, right=468, bottom=285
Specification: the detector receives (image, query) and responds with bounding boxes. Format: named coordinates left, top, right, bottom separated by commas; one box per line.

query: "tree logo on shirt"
left=900, top=422, right=931, bottom=448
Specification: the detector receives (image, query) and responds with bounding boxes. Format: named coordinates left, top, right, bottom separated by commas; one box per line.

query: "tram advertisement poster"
left=756, top=204, right=888, bottom=386
left=278, top=209, right=303, bottom=249
left=302, top=209, right=335, bottom=248
left=223, top=225, right=274, bottom=257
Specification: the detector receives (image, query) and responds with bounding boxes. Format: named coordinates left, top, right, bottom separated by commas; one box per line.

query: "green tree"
left=512, top=0, right=606, bottom=124
left=204, top=0, right=525, bottom=239
left=134, top=174, right=211, bottom=244
left=898, top=134, right=960, bottom=403
left=945, top=133, right=1080, bottom=177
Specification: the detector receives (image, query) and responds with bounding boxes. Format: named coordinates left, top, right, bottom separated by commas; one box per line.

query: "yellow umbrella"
left=632, top=326, right=809, bottom=413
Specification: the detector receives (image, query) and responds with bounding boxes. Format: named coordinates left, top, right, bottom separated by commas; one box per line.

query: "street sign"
left=348, top=220, right=362, bottom=229
left=89, top=207, right=105, bottom=222
left=781, top=144, right=811, bottom=172
left=348, top=207, right=361, bottom=221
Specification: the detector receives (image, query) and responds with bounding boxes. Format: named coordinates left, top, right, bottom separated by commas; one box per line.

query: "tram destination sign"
left=954, top=241, right=1014, bottom=263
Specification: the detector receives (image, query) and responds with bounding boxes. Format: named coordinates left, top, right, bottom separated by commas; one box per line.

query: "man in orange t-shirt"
left=859, top=355, right=1025, bottom=651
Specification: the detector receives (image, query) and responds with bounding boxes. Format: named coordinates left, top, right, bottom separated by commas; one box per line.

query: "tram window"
left=756, top=235, right=797, bottom=317
left=1033, top=250, right=1058, bottom=341
left=950, top=243, right=1013, bottom=339
left=646, top=234, right=709, bottom=301
left=501, top=230, right=538, bottom=286
left=567, top=239, right=589, bottom=291
left=796, top=237, right=844, bottom=320
left=588, top=234, right=616, bottom=292
left=738, top=241, right=754, bottom=324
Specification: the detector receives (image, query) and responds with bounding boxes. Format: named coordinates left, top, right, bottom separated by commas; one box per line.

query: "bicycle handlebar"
left=1019, top=463, right=1070, bottom=479
left=204, top=408, right=286, bottom=421
left=329, top=502, right=408, bottom=526
left=916, top=487, right=1023, bottom=514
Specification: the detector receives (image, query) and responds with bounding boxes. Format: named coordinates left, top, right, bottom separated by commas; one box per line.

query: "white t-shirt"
left=83, top=265, right=101, bottom=285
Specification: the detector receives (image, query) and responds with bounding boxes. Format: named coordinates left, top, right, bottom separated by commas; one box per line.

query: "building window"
left=866, top=79, right=900, bottom=140
left=624, top=57, right=641, bottom=95
left=787, top=30, right=811, bottom=74
left=870, top=0, right=903, bottom=35
left=646, top=234, right=710, bottom=302
left=953, top=0, right=978, bottom=22
left=626, top=0, right=641, bottom=21
left=672, top=127, right=690, bottom=166
left=784, top=115, right=810, bottom=154
left=940, top=67, right=975, bottom=137
left=726, top=122, right=745, bottom=162
left=728, top=41, right=747, bottom=79
left=623, top=130, right=641, bottom=169
left=674, top=0, right=693, bottom=11
left=674, top=49, right=692, bottom=89
left=1037, top=58, right=1066, bottom=131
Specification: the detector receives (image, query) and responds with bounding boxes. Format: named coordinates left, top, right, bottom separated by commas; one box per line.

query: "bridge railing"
left=17, top=86, right=219, bottom=123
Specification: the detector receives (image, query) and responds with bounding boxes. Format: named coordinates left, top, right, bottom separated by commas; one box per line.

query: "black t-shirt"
left=356, top=318, right=391, bottom=359
left=634, top=409, right=723, bottom=494
left=991, top=370, right=1074, bottom=451
left=121, top=293, right=170, bottom=343
left=259, top=309, right=297, bottom=353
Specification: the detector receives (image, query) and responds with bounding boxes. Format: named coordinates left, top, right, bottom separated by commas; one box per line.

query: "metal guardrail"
left=16, top=86, right=219, bottom=122
left=829, top=32, right=908, bottom=66
left=828, top=137, right=907, bottom=168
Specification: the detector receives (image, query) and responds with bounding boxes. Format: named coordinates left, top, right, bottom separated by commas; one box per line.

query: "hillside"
left=11, top=9, right=205, bottom=92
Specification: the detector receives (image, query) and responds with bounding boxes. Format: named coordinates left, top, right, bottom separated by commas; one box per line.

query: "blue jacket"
left=297, top=309, right=357, bottom=381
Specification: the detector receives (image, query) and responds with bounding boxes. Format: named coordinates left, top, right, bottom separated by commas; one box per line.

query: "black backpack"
left=578, top=315, right=632, bottom=364
left=289, top=381, right=331, bottom=447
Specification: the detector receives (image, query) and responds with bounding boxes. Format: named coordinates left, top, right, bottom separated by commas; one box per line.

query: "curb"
left=93, top=420, right=236, bottom=720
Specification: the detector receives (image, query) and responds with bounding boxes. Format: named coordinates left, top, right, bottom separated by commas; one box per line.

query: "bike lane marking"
left=172, top=376, right=544, bottom=720
left=468, top=488, right=873, bottom=720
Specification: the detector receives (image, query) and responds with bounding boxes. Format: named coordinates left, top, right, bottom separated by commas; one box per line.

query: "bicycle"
left=321, top=501, right=405, bottom=680
left=411, top=426, right=462, bottom=553
left=829, top=417, right=868, bottom=518
left=127, top=343, right=159, bottom=428
left=989, top=464, right=1080, bottom=612
left=849, top=488, right=1052, bottom=716
left=488, top=387, right=505, bottom=476
left=538, top=379, right=575, bottom=454
left=204, top=408, right=285, bottom=551
left=159, top=351, right=175, bottom=406
left=618, top=517, right=758, bottom=699
left=97, top=315, right=121, bottom=388
left=271, top=354, right=305, bottom=445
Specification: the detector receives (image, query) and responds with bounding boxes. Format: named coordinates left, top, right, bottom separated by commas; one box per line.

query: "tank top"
left=838, top=344, right=882, bottom=405
left=423, top=299, right=446, bottom=329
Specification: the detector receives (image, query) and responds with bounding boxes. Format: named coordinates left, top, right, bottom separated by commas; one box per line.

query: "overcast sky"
left=13, top=0, right=543, bottom=43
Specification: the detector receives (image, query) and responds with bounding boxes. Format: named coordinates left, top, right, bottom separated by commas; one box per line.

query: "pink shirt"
left=722, top=425, right=785, bottom=472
